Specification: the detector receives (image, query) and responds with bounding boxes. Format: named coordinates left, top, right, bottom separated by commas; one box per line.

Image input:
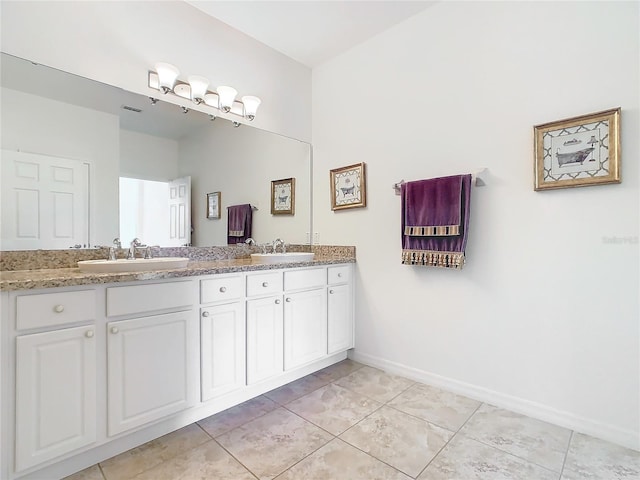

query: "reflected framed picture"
left=271, top=178, right=295, bottom=215
left=206, top=191, right=221, bottom=219
left=534, top=108, right=621, bottom=191
left=330, top=162, right=366, bottom=210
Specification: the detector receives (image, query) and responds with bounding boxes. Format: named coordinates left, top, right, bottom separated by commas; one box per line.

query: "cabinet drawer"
left=107, top=281, right=193, bottom=317
left=284, top=268, right=326, bottom=291
left=201, top=275, right=244, bottom=304
left=328, top=264, right=352, bottom=284
left=247, top=271, right=283, bottom=297
left=17, top=290, right=96, bottom=330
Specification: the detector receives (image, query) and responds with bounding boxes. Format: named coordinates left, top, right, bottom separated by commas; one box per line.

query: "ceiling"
left=184, top=1, right=435, bottom=68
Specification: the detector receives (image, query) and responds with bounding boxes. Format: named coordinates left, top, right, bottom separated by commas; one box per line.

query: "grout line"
left=97, top=463, right=108, bottom=480
left=212, top=437, right=260, bottom=480
left=559, top=430, right=575, bottom=479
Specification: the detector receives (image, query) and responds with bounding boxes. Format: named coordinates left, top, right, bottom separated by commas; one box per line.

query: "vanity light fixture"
left=232, top=121, right=241, bottom=128
left=148, top=62, right=261, bottom=121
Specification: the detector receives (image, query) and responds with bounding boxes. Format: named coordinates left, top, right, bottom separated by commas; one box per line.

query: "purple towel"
left=227, top=204, right=253, bottom=244
left=401, top=174, right=472, bottom=269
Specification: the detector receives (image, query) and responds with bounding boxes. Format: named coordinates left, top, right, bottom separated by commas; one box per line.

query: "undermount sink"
left=77, top=257, right=190, bottom=273
left=250, top=252, right=315, bottom=264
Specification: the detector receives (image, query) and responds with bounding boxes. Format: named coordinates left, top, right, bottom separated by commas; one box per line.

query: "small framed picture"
left=206, top=191, right=221, bottom=219
left=271, top=178, right=295, bottom=215
left=330, top=162, right=366, bottom=210
left=534, top=108, right=621, bottom=191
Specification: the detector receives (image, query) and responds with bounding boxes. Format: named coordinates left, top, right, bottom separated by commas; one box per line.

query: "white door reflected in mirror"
left=119, top=176, right=191, bottom=247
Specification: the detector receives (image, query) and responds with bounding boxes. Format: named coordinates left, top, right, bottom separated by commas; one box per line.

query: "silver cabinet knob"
left=219, top=286, right=227, bottom=293
left=275, top=299, right=281, bottom=304
left=329, top=289, right=334, bottom=294
left=110, top=326, right=119, bottom=334
left=85, top=330, right=94, bottom=338
left=337, top=273, right=342, bottom=278
left=202, top=311, right=210, bottom=317
left=262, top=282, right=269, bottom=287
left=54, top=304, right=65, bottom=313
left=285, top=297, right=291, bottom=303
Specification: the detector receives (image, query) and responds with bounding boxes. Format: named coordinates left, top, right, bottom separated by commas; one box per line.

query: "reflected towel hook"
left=393, top=168, right=488, bottom=195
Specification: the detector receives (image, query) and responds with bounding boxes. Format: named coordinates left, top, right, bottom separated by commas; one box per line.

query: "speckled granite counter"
left=0, top=248, right=356, bottom=292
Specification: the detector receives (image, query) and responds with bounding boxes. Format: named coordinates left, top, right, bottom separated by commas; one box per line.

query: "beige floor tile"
left=286, top=383, right=382, bottom=435
left=100, top=424, right=210, bottom=480
left=276, top=438, right=412, bottom=480
left=264, top=374, right=329, bottom=405
left=561, top=432, right=640, bottom=479
left=460, top=403, right=571, bottom=473
left=63, top=464, right=105, bottom=480
left=311, top=358, right=365, bottom=382
left=334, top=366, right=414, bottom=403
left=388, top=382, right=481, bottom=431
left=132, top=440, right=255, bottom=480
left=419, top=433, right=559, bottom=480
left=339, top=405, right=453, bottom=477
left=217, top=407, right=333, bottom=480
left=198, top=395, right=278, bottom=437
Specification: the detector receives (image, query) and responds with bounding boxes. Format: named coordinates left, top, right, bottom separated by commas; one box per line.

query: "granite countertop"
left=0, top=256, right=355, bottom=292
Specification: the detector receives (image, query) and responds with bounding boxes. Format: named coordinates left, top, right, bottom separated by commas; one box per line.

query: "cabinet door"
left=327, top=284, right=354, bottom=354
left=284, top=288, right=327, bottom=370
left=15, top=325, right=96, bottom=472
left=201, top=302, right=245, bottom=401
left=246, top=296, right=283, bottom=385
left=107, top=311, right=196, bottom=436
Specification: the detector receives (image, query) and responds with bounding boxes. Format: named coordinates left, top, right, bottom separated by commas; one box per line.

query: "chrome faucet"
left=272, top=238, right=286, bottom=254
left=109, top=237, right=122, bottom=260
left=127, top=238, right=144, bottom=260
left=245, top=238, right=256, bottom=246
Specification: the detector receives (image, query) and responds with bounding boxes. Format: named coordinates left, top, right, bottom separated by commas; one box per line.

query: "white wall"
left=120, top=130, right=179, bottom=182
left=1, top=87, right=120, bottom=247
left=179, top=120, right=311, bottom=246
left=0, top=0, right=311, bottom=142
left=313, top=1, right=639, bottom=449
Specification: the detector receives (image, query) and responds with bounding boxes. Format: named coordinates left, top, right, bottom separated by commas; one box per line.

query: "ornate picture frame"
left=330, top=162, right=367, bottom=210
left=534, top=108, right=621, bottom=191
left=206, top=191, right=221, bottom=219
left=271, top=178, right=295, bottom=215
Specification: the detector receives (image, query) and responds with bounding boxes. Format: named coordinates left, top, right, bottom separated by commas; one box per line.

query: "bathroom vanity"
left=0, top=254, right=354, bottom=479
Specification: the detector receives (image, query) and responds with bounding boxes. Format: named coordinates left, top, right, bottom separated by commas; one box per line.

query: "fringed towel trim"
left=402, top=249, right=465, bottom=269
left=228, top=229, right=244, bottom=237
left=404, top=225, right=460, bottom=237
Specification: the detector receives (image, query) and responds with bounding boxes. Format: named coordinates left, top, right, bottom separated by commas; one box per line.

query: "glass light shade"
left=241, top=96, right=261, bottom=120
left=188, top=75, right=209, bottom=104
left=155, top=63, right=180, bottom=93
left=216, top=86, right=237, bottom=112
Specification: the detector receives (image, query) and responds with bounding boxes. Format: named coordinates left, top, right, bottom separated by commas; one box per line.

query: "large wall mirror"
left=0, top=52, right=311, bottom=251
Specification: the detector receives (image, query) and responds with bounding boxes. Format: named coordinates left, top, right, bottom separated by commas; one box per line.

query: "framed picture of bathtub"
left=534, top=108, right=621, bottom=191
left=206, top=191, right=221, bottom=219
left=271, top=177, right=295, bottom=215
left=330, top=162, right=367, bottom=210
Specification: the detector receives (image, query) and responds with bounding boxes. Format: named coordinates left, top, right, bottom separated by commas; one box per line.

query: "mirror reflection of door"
left=119, top=176, right=191, bottom=247
left=1, top=150, right=89, bottom=250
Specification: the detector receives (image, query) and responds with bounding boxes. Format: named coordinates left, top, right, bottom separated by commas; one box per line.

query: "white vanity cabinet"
left=105, top=281, right=198, bottom=436
left=327, top=265, right=354, bottom=354
left=200, top=275, right=246, bottom=401
left=246, top=271, right=284, bottom=385
left=12, top=289, right=97, bottom=473
left=15, top=325, right=97, bottom=472
left=283, top=269, right=328, bottom=370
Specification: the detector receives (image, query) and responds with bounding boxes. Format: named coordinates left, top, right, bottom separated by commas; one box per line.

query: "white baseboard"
left=349, top=351, right=640, bottom=452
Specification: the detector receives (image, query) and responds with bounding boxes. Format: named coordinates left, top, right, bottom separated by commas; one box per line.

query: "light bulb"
left=241, top=96, right=261, bottom=121
left=216, top=86, right=237, bottom=113
left=155, top=63, right=179, bottom=94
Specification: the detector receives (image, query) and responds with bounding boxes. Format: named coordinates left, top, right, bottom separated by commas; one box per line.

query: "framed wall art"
left=534, top=108, right=620, bottom=191
left=271, top=177, right=295, bottom=215
left=330, top=162, right=366, bottom=210
left=206, top=191, right=221, bottom=219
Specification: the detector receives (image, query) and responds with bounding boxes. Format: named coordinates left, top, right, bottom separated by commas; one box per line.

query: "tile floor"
left=66, top=360, right=639, bottom=480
